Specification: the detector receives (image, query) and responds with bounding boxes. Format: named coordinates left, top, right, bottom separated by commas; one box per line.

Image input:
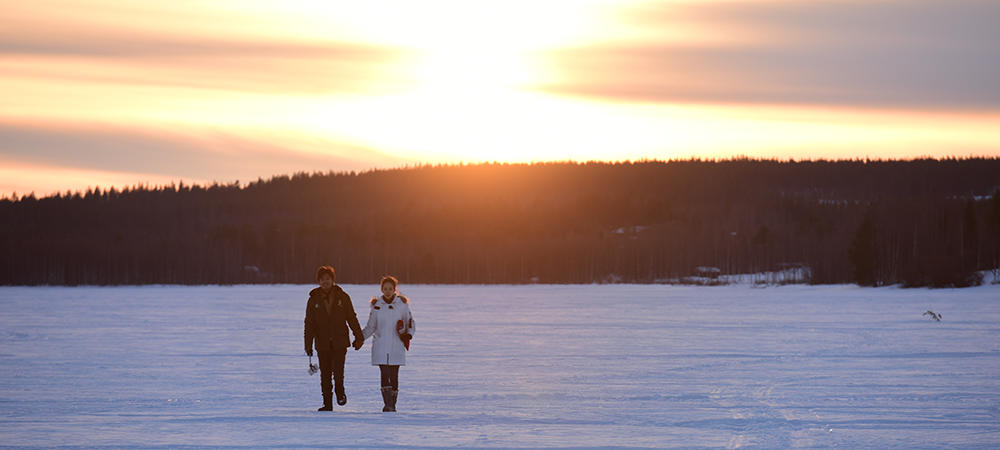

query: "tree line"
left=2, top=158, right=999, bottom=287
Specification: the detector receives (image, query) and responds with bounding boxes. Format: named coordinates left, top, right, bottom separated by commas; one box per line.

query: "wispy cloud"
left=1, top=1, right=415, bottom=95
left=537, top=0, right=1000, bottom=111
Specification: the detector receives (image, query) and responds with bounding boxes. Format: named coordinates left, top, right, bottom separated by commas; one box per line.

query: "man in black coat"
left=304, top=266, right=364, bottom=410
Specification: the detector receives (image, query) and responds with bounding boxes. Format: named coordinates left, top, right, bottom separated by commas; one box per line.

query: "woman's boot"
left=380, top=387, right=393, bottom=412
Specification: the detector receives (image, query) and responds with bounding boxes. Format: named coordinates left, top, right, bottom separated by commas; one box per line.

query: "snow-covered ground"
left=1, top=283, right=998, bottom=449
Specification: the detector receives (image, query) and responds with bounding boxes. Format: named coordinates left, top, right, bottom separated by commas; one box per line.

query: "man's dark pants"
left=317, top=342, right=347, bottom=400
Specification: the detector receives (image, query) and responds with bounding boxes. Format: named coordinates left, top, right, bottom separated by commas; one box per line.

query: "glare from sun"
left=216, top=0, right=633, bottom=161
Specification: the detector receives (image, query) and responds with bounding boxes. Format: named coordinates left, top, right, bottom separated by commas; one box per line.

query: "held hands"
left=305, top=348, right=313, bottom=357
left=352, top=337, right=364, bottom=351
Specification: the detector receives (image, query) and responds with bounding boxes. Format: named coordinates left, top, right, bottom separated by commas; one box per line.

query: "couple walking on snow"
left=303, top=266, right=415, bottom=412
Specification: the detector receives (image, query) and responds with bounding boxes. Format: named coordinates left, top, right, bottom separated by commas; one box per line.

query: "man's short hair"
left=316, top=266, right=336, bottom=282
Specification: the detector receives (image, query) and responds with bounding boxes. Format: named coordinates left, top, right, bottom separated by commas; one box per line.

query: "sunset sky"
left=2, top=0, right=998, bottom=197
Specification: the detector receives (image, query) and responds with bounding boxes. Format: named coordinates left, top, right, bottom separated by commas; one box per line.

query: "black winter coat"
left=304, top=285, right=363, bottom=354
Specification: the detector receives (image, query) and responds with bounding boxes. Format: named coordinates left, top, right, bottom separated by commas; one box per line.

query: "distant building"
left=693, top=267, right=721, bottom=280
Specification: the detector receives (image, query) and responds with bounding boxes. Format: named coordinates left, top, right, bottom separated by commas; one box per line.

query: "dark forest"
left=2, top=158, right=999, bottom=287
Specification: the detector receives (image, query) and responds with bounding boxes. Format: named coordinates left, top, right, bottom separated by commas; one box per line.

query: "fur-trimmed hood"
left=370, top=295, right=408, bottom=306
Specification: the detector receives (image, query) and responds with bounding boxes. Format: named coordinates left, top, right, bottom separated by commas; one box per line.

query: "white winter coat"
left=362, top=295, right=415, bottom=366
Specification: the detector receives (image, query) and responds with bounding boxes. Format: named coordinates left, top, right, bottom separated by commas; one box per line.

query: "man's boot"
left=318, top=395, right=333, bottom=411
left=335, top=385, right=347, bottom=406
left=380, top=387, right=393, bottom=412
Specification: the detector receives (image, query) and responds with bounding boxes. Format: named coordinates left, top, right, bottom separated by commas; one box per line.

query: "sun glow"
left=198, top=0, right=660, bottom=162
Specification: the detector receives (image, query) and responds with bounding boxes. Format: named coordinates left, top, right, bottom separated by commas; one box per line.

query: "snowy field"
left=1, top=283, right=999, bottom=449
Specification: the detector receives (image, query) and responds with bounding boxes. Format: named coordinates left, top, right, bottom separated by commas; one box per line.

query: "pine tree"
left=848, top=208, right=878, bottom=287
left=962, top=197, right=978, bottom=272
left=988, top=189, right=1000, bottom=284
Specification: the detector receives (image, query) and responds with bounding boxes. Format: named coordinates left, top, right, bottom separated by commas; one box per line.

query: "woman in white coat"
left=362, top=276, right=415, bottom=412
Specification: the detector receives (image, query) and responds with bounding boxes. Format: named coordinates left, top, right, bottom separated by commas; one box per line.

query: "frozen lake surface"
left=1, top=283, right=999, bottom=449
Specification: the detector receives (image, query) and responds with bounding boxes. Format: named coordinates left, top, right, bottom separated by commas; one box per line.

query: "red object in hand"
left=397, top=319, right=411, bottom=350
